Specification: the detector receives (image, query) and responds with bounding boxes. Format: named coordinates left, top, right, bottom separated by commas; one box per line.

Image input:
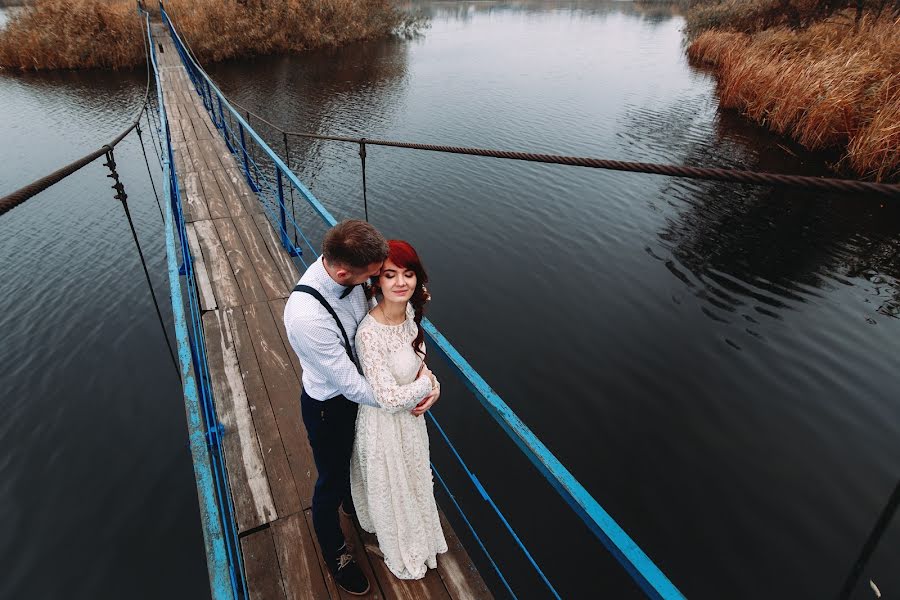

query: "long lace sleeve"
left=357, top=326, right=432, bottom=413
left=422, top=362, right=440, bottom=394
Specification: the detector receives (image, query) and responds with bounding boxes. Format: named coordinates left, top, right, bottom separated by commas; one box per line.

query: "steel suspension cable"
left=225, top=99, right=900, bottom=198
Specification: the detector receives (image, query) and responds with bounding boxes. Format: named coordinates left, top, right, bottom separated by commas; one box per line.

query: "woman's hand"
left=411, top=387, right=439, bottom=416
left=412, top=365, right=439, bottom=416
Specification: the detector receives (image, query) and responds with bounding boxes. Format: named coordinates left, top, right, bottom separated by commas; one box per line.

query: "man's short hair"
left=322, top=220, right=389, bottom=269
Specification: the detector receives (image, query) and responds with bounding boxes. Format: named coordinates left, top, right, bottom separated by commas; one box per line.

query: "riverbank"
left=685, top=1, right=899, bottom=181
left=0, top=0, right=420, bottom=71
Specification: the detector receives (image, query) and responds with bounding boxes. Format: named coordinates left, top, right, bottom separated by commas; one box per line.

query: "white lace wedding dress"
left=350, top=304, right=448, bottom=580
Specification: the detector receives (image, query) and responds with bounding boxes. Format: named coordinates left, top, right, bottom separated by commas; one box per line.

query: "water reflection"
left=652, top=108, right=900, bottom=332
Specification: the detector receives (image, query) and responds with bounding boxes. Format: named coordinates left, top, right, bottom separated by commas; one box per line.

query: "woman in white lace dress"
left=350, top=240, right=448, bottom=580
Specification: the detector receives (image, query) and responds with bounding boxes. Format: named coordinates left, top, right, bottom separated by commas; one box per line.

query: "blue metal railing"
left=146, top=13, right=248, bottom=599
left=158, top=7, right=685, bottom=599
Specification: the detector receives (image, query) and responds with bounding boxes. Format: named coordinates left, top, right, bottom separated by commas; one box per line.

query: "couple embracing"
left=283, top=220, right=447, bottom=595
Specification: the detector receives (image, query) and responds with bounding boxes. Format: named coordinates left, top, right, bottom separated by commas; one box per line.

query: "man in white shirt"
left=284, top=220, right=437, bottom=595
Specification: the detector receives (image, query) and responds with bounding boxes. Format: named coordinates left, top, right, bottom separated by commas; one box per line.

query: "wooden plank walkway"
left=151, top=24, right=493, bottom=600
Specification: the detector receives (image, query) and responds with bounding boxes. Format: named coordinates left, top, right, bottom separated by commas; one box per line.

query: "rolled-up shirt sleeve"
left=286, top=313, right=379, bottom=407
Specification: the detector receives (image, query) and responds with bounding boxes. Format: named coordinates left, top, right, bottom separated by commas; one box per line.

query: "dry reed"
left=688, top=13, right=900, bottom=181
left=0, top=0, right=143, bottom=70
left=164, top=0, right=420, bottom=64
left=0, top=0, right=418, bottom=71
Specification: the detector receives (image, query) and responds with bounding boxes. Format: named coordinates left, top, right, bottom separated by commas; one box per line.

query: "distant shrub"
left=688, top=12, right=900, bottom=180
left=0, top=0, right=143, bottom=70
left=686, top=0, right=900, bottom=37
left=0, top=0, right=423, bottom=71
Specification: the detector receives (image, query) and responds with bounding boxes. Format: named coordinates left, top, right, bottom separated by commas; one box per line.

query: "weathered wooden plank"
left=169, top=118, right=186, bottom=145
left=193, top=219, right=245, bottom=308
left=185, top=138, right=211, bottom=173
left=267, top=298, right=303, bottom=384
left=172, top=139, right=192, bottom=172
left=240, top=527, right=288, bottom=600
left=186, top=223, right=218, bottom=312
left=195, top=108, right=217, bottom=138
left=202, top=309, right=277, bottom=533
left=224, top=165, right=261, bottom=199
left=180, top=117, right=199, bottom=142
left=227, top=306, right=302, bottom=518
left=252, top=212, right=301, bottom=291
left=356, top=527, right=450, bottom=600
left=232, top=215, right=291, bottom=300
left=199, top=168, right=231, bottom=219
left=197, top=138, right=225, bottom=172
left=208, top=135, right=236, bottom=167
left=437, top=512, right=494, bottom=600
left=271, top=512, right=331, bottom=600
left=242, top=302, right=315, bottom=506
left=213, top=167, right=250, bottom=220
left=214, top=217, right=269, bottom=305
left=220, top=166, right=265, bottom=215
left=268, top=387, right=315, bottom=509
left=242, top=301, right=300, bottom=394
left=182, top=171, right=210, bottom=223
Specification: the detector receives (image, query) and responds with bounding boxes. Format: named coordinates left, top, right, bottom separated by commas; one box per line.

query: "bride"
left=350, top=239, right=448, bottom=580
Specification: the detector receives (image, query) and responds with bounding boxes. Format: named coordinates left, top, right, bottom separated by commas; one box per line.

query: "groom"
left=284, top=219, right=438, bottom=595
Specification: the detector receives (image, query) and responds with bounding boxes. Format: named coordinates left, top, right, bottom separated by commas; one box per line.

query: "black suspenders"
left=292, top=284, right=362, bottom=374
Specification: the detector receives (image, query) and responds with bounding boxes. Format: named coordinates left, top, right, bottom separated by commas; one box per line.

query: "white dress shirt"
left=283, top=256, right=381, bottom=406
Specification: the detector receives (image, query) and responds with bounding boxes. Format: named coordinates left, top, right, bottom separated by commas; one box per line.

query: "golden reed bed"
left=687, top=9, right=899, bottom=181
left=0, top=0, right=414, bottom=70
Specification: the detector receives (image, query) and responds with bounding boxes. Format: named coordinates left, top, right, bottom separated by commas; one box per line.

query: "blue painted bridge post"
left=277, top=169, right=289, bottom=249
left=276, top=169, right=302, bottom=258
left=238, top=123, right=257, bottom=193
left=218, top=98, right=233, bottom=151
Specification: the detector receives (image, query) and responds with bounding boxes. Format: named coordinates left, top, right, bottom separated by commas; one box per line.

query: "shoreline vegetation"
left=1, top=1, right=895, bottom=181
left=0, top=0, right=423, bottom=70
left=684, top=0, right=899, bottom=181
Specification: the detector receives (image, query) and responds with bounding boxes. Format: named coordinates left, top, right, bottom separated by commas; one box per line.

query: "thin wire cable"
left=432, top=463, right=519, bottom=600
left=103, top=148, right=179, bottom=376
left=136, top=124, right=164, bottom=222
left=428, top=412, right=562, bottom=599
left=144, top=103, right=164, bottom=169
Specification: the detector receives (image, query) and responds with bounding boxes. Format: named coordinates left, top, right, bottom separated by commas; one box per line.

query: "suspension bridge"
left=3, top=4, right=900, bottom=599
left=151, top=16, right=499, bottom=599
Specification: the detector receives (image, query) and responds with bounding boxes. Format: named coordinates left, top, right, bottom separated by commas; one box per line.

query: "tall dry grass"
left=0, top=0, right=144, bottom=70
left=0, top=0, right=419, bottom=71
left=688, top=12, right=900, bottom=181
left=686, top=0, right=900, bottom=37
left=164, top=0, right=420, bottom=64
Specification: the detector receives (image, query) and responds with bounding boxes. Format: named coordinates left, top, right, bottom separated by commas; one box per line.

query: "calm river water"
left=2, top=2, right=898, bottom=599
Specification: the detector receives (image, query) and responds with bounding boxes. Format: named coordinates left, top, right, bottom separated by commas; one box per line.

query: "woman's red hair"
left=385, top=240, right=429, bottom=355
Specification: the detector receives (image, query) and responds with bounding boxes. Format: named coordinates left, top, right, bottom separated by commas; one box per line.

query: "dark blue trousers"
left=300, top=389, right=358, bottom=568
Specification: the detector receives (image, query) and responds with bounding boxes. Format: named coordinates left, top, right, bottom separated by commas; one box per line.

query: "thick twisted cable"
left=223, top=98, right=900, bottom=198
left=0, top=12, right=154, bottom=217
left=294, top=134, right=900, bottom=197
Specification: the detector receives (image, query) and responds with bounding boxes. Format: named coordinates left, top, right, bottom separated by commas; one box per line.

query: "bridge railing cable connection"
left=161, top=5, right=687, bottom=599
